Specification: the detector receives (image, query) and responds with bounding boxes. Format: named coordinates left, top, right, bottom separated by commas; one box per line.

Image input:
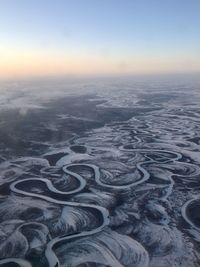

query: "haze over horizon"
left=0, top=0, right=200, bottom=79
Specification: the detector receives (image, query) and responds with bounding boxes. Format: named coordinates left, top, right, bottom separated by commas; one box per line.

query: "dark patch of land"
left=0, top=94, right=159, bottom=159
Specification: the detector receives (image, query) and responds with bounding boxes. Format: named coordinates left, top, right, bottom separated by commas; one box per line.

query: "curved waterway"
left=1, top=87, right=200, bottom=266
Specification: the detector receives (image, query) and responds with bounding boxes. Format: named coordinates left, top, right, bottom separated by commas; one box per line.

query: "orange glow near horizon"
left=0, top=46, right=200, bottom=79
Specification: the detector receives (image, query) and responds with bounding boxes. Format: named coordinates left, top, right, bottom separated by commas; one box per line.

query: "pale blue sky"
left=0, top=0, right=200, bottom=77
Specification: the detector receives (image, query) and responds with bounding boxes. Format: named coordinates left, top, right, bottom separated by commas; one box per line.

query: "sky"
left=0, top=0, right=200, bottom=79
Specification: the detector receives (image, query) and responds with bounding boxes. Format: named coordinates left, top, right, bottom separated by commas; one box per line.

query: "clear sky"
left=0, top=0, right=200, bottom=79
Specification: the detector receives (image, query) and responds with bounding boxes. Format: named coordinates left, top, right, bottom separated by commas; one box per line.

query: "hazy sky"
left=0, top=0, right=200, bottom=78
